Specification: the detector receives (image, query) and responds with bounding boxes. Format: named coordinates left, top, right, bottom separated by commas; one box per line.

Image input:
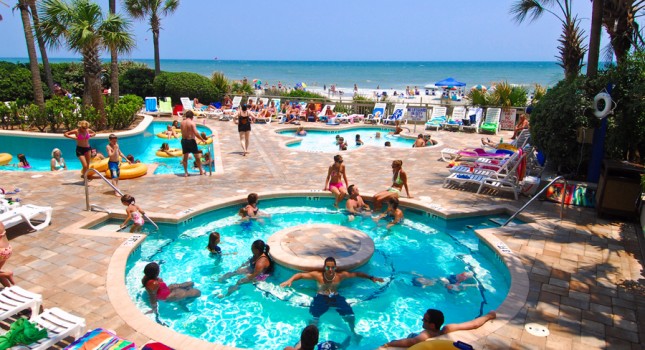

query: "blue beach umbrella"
left=435, top=77, right=466, bottom=87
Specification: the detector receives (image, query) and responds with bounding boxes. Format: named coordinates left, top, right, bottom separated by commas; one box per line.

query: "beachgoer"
left=511, top=113, right=530, bottom=140
left=338, top=137, right=347, bottom=151
left=412, top=271, right=477, bottom=292
left=202, top=152, right=212, bottom=168
left=142, top=262, right=201, bottom=315
left=16, top=154, right=30, bottom=169
left=280, top=257, right=383, bottom=337
left=126, top=155, right=140, bottom=164
left=286, top=104, right=301, bottom=124
left=346, top=185, right=370, bottom=222
left=64, top=120, right=96, bottom=177
left=53, top=82, right=70, bottom=98
left=91, top=148, right=105, bottom=161
left=296, top=126, right=307, bottom=136
left=207, top=232, right=222, bottom=255
left=375, top=132, right=381, bottom=139
left=355, top=134, right=364, bottom=146
left=283, top=324, right=349, bottom=350
left=171, top=120, right=180, bottom=130
left=0, top=222, right=15, bottom=288
left=384, top=141, right=391, bottom=147
left=193, top=98, right=215, bottom=112
left=382, top=309, right=497, bottom=348
left=180, top=111, right=206, bottom=176
left=120, top=194, right=145, bottom=233
left=165, top=125, right=178, bottom=139
left=159, top=143, right=174, bottom=157
left=50, top=148, right=67, bottom=171
left=412, top=134, right=426, bottom=148
left=373, top=160, right=412, bottom=211
left=306, top=101, right=317, bottom=122
left=106, top=134, right=130, bottom=196
left=324, top=106, right=335, bottom=122
left=373, top=197, right=403, bottom=229
left=353, top=83, right=358, bottom=92
left=390, top=120, right=403, bottom=135
left=219, top=239, right=275, bottom=297
left=243, top=193, right=262, bottom=218
left=234, top=104, right=255, bottom=156
left=324, top=155, right=349, bottom=208
left=222, top=95, right=232, bottom=109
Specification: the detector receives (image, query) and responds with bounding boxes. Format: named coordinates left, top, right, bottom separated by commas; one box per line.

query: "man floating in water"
left=280, top=257, right=384, bottom=339
left=412, top=271, right=477, bottom=292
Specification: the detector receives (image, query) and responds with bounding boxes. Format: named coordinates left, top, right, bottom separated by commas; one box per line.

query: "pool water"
left=122, top=197, right=511, bottom=349
left=0, top=122, right=212, bottom=175
left=277, top=128, right=415, bottom=152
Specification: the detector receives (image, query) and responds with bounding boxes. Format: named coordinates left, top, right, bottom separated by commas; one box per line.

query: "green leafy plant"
left=0, top=62, right=34, bottom=102
left=45, top=96, right=76, bottom=132
left=105, top=94, right=142, bottom=130
left=23, top=104, right=47, bottom=132
left=119, top=66, right=156, bottom=97
left=282, top=90, right=327, bottom=100
left=0, top=102, right=9, bottom=129
left=230, top=81, right=254, bottom=95
left=153, top=72, right=218, bottom=105
left=210, top=72, right=230, bottom=100
left=532, top=84, right=547, bottom=103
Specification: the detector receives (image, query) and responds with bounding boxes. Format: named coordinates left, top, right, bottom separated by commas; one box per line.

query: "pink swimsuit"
left=156, top=281, right=171, bottom=300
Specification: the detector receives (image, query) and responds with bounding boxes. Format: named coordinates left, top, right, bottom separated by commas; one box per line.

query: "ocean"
left=2, top=58, right=564, bottom=91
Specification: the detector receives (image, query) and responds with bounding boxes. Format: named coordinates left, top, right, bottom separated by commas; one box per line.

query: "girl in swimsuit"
left=0, top=223, right=15, bottom=287
left=218, top=239, right=274, bottom=297
left=234, top=104, right=255, bottom=156
left=244, top=193, right=261, bottom=218
left=142, top=262, right=201, bottom=314
left=373, top=197, right=404, bottom=229
left=120, top=194, right=146, bottom=233
left=64, top=120, right=96, bottom=177
left=50, top=148, right=67, bottom=171
left=373, top=159, right=412, bottom=211
left=324, top=155, right=349, bottom=208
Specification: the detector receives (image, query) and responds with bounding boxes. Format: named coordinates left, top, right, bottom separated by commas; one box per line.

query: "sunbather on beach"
left=286, top=104, right=300, bottom=124
left=193, top=98, right=216, bottom=112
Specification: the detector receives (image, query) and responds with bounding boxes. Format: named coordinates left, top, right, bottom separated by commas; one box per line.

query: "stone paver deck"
left=0, top=117, right=643, bottom=349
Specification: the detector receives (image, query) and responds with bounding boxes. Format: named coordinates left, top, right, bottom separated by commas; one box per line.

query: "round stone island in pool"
left=268, top=224, right=375, bottom=271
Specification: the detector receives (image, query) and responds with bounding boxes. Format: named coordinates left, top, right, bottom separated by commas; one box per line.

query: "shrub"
left=210, top=72, right=230, bottom=100
left=153, top=72, right=218, bottom=105
left=0, top=62, right=34, bottom=101
left=49, top=62, right=85, bottom=97
left=119, top=67, right=156, bottom=97
left=80, top=105, right=100, bottom=130
left=105, top=94, right=143, bottom=130
left=45, top=97, right=77, bottom=132
left=282, top=90, right=327, bottom=100
left=0, top=102, right=9, bottom=129
left=23, top=104, right=48, bottom=132
left=230, top=81, right=254, bottom=95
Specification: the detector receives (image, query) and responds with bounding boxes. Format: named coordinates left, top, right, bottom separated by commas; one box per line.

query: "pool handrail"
left=501, top=175, right=567, bottom=227
left=83, top=168, right=159, bottom=230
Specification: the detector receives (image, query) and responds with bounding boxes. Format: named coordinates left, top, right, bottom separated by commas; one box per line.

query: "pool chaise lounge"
left=0, top=286, right=42, bottom=321
left=0, top=204, right=53, bottom=231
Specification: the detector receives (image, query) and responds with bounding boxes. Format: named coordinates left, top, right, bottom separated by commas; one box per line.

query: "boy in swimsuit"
left=346, top=185, right=370, bottom=222
left=106, top=134, right=130, bottom=196
left=373, top=197, right=403, bottom=229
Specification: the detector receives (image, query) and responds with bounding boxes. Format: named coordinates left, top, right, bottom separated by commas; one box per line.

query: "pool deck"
left=1, top=117, right=643, bottom=349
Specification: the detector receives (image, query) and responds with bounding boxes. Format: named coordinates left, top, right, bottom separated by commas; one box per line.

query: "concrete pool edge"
left=100, top=191, right=530, bottom=350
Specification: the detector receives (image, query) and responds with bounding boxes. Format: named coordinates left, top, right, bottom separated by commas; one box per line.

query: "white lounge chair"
left=1, top=204, right=53, bottom=231
left=382, top=103, right=407, bottom=125
left=0, top=286, right=42, bottom=321
left=480, top=107, right=502, bottom=134
left=442, top=106, right=466, bottom=131
left=26, top=307, right=86, bottom=350
left=425, top=106, right=447, bottom=131
left=462, top=107, right=483, bottom=133
left=318, top=105, right=335, bottom=123
left=364, top=103, right=387, bottom=124
left=221, top=96, right=243, bottom=121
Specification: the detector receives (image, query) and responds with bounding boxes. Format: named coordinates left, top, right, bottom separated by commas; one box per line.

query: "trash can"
left=596, top=160, right=644, bottom=219
left=521, top=176, right=540, bottom=197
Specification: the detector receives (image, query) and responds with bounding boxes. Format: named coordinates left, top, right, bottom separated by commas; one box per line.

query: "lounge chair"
left=158, top=97, right=172, bottom=115
left=144, top=97, right=158, bottom=113
left=1, top=204, right=53, bottom=231
left=221, top=96, right=243, bottom=121
left=318, top=105, right=335, bottom=123
left=450, top=151, right=520, bottom=176
left=480, top=108, right=501, bottom=134
left=442, top=106, right=466, bottom=131
left=461, top=107, right=483, bottom=133
left=364, top=103, right=387, bottom=124
left=0, top=286, right=42, bottom=321
left=26, top=307, right=86, bottom=349
left=425, top=106, right=447, bottom=131
left=382, top=104, right=407, bottom=125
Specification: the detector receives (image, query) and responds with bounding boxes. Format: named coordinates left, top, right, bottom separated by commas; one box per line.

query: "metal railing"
left=84, top=169, right=159, bottom=230
left=501, top=176, right=567, bottom=227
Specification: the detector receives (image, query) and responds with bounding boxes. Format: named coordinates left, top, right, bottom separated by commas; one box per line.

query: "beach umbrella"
left=435, top=77, right=466, bottom=88
left=301, top=82, right=307, bottom=88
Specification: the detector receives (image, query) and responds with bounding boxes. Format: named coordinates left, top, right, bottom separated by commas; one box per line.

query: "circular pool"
left=124, top=196, right=510, bottom=349
left=276, top=127, right=423, bottom=152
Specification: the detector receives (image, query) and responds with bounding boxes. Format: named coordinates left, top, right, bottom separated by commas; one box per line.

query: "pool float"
left=409, top=339, right=460, bottom=350
left=88, top=158, right=109, bottom=172
left=496, top=143, right=518, bottom=152
left=104, top=163, right=147, bottom=179
left=198, top=137, right=213, bottom=145
left=0, top=153, right=13, bottom=166
left=156, top=148, right=183, bottom=157
left=156, top=131, right=182, bottom=139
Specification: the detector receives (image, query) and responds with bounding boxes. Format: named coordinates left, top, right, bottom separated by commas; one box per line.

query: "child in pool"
left=296, top=126, right=307, bottom=136
left=165, top=125, right=178, bottom=138
left=338, top=137, right=347, bottom=151
left=335, top=135, right=341, bottom=145
left=120, top=194, right=145, bottom=233
left=375, top=131, right=381, bottom=139
left=355, top=134, right=364, bottom=146
left=207, top=231, right=237, bottom=256
left=17, top=154, right=30, bottom=169
left=384, top=141, right=391, bottom=147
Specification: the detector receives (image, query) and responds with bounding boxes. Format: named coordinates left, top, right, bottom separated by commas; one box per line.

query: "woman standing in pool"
left=142, top=262, right=201, bottom=314
left=234, top=104, right=255, bottom=156
left=64, top=120, right=96, bottom=177
left=373, top=160, right=411, bottom=211
left=218, top=239, right=274, bottom=297
left=324, top=155, right=349, bottom=208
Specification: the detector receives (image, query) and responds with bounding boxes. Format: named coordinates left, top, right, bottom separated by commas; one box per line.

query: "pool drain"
left=524, top=323, right=550, bottom=337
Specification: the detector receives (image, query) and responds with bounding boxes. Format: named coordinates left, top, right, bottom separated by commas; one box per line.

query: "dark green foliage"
left=49, top=62, right=85, bottom=97
left=24, top=104, right=48, bottom=132
left=45, top=97, right=77, bottom=132
left=230, top=81, right=254, bottom=95
left=119, top=67, right=156, bottom=97
left=210, top=72, right=230, bottom=101
left=282, top=90, right=327, bottom=100
left=154, top=72, right=218, bottom=105
left=0, top=62, right=34, bottom=101
left=105, top=94, right=142, bottom=130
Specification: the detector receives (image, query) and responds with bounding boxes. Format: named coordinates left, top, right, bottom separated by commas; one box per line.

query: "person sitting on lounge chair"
left=193, top=98, right=216, bottom=112
left=306, top=101, right=318, bottom=122
left=286, top=104, right=300, bottom=124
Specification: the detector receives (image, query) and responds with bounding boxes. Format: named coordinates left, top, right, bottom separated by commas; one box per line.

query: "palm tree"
left=586, top=0, right=604, bottom=78
left=16, top=0, right=45, bottom=108
left=601, top=0, right=645, bottom=65
left=511, top=0, right=588, bottom=80
left=28, top=0, right=55, bottom=93
left=125, top=0, right=179, bottom=76
left=109, top=0, right=119, bottom=102
left=39, top=0, right=134, bottom=129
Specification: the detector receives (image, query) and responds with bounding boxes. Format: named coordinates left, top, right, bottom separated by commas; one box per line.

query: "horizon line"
left=0, top=57, right=563, bottom=63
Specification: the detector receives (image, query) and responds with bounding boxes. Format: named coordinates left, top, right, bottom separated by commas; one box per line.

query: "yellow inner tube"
left=104, top=163, right=148, bottom=179
left=156, top=131, right=182, bottom=139
left=496, top=143, right=518, bottom=152
left=0, top=153, right=13, bottom=166
left=156, top=148, right=183, bottom=157
left=409, top=340, right=458, bottom=350
left=198, top=137, right=213, bottom=145
left=88, top=158, right=109, bottom=172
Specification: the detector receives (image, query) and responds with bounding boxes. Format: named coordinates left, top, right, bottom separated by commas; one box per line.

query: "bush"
left=282, top=90, right=327, bottom=100
left=105, top=94, right=142, bottom=130
left=45, top=97, right=77, bottom=132
left=23, top=104, right=48, bottom=132
left=49, top=62, right=85, bottom=97
left=210, top=72, right=230, bottom=101
left=0, top=62, right=34, bottom=102
left=230, top=81, right=254, bottom=95
left=119, top=67, right=156, bottom=97
left=153, top=72, right=218, bottom=105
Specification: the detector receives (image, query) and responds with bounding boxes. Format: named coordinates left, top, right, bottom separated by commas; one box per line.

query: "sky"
left=0, top=0, right=617, bottom=61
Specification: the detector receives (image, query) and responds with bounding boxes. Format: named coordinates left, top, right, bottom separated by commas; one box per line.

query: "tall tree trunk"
left=151, top=14, right=161, bottom=75
left=28, top=0, right=54, bottom=94
left=18, top=0, right=44, bottom=108
left=587, top=0, right=604, bottom=78
left=109, top=0, right=119, bottom=102
left=83, top=49, right=107, bottom=129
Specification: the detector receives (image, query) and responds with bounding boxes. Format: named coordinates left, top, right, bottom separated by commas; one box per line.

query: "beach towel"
left=64, top=328, right=135, bottom=350
left=0, top=317, right=48, bottom=350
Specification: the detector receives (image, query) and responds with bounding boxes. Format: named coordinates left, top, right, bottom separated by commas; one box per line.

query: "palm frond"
left=510, top=0, right=545, bottom=23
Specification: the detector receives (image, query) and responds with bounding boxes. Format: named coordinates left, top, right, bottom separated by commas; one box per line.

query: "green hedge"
left=119, top=67, right=156, bottom=97
left=154, top=72, right=219, bottom=105
left=0, top=62, right=34, bottom=101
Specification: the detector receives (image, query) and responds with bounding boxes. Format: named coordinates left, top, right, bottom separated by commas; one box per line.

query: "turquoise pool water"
left=277, top=128, right=416, bottom=152
left=0, top=122, right=212, bottom=175
left=121, top=197, right=511, bottom=349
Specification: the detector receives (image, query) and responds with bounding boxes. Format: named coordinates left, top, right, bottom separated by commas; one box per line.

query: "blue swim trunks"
left=310, top=293, right=354, bottom=318
left=108, top=161, right=120, bottom=179
left=447, top=274, right=458, bottom=284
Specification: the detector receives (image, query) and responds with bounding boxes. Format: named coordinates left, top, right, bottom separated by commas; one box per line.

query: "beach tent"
left=435, top=77, right=466, bottom=87
left=424, top=84, right=441, bottom=90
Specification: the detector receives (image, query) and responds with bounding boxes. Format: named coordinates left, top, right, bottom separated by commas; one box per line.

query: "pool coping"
left=69, top=191, right=533, bottom=350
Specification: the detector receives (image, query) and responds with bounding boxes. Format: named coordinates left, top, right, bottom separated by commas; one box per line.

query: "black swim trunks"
left=75, top=146, right=92, bottom=157
left=310, top=293, right=354, bottom=318
left=181, top=139, right=200, bottom=154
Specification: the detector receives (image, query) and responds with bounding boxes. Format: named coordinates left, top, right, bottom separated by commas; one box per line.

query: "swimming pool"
left=0, top=121, right=212, bottom=175
left=121, top=197, right=511, bottom=349
left=277, top=127, right=416, bottom=152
